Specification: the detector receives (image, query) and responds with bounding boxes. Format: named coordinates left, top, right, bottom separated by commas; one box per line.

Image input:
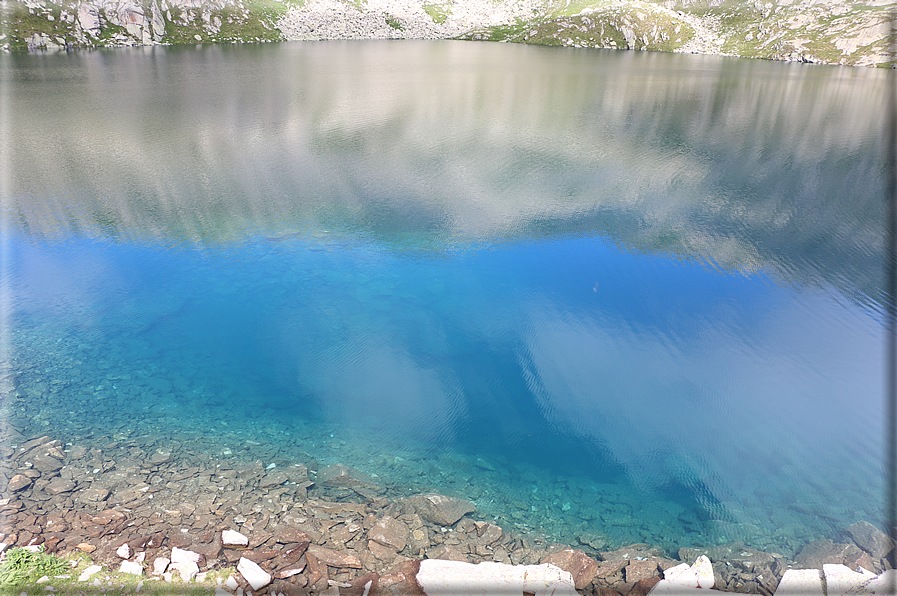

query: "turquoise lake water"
left=0, top=41, right=890, bottom=558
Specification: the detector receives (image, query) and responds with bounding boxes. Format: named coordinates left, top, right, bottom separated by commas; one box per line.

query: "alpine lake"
left=0, top=40, right=891, bottom=576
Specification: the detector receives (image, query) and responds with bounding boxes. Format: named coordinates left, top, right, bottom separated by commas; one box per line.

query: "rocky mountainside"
left=0, top=0, right=894, bottom=66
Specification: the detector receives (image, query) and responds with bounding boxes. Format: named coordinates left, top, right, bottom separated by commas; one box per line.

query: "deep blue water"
left=1, top=41, right=890, bottom=557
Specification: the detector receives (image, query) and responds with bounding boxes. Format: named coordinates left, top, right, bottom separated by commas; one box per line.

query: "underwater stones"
left=8, top=474, right=32, bottom=492
left=44, top=478, right=76, bottom=495
left=317, top=464, right=378, bottom=489
left=427, top=544, right=469, bottom=562
left=408, top=493, right=475, bottom=526
left=416, top=560, right=578, bottom=596
left=149, top=450, right=171, bottom=465
left=795, top=538, right=867, bottom=569
left=370, top=517, right=409, bottom=552
left=625, top=559, right=662, bottom=583
left=845, top=521, right=895, bottom=559
left=307, top=544, right=363, bottom=568
left=30, top=453, right=62, bottom=474
left=238, top=556, right=272, bottom=590
left=80, top=487, right=110, bottom=502
left=540, top=548, right=599, bottom=590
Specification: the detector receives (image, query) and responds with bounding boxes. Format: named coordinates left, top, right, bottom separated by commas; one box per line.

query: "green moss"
left=423, top=3, right=451, bottom=24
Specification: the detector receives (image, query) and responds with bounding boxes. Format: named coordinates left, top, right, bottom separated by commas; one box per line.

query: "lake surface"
left=0, top=41, right=890, bottom=558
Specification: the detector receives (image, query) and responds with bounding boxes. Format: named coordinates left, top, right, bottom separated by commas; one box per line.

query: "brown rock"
left=845, top=521, right=896, bottom=558
left=76, top=542, right=97, bottom=553
left=477, top=524, right=502, bottom=546
left=169, top=533, right=194, bottom=549
left=624, top=559, right=660, bottom=583
left=317, top=464, right=378, bottom=489
left=843, top=548, right=876, bottom=573
left=8, top=474, right=32, bottom=492
left=305, top=552, right=329, bottom=591
left=629, top=576, right=662, bottom=596
left=369, top=539, right=399, bottom=561
left=370, top=517, right=409, bottom=552
left=426, top=544, right=468, bottom=562
left=540, top=549, right=600, bottom=590
left=91, top=509, right=126, bottom=525
left=45, top=478, right=76, bottom=495
left=795, top=538, right=865, bottom=569
left=379, top=560, right=424, bottom=596
left=80, top=488, right=110, bottom=502
left=307, top=544, right=363, bottom=568
left=407, top=493, right=475, bottom=526
left=342, top=571, right=380, bottom=596
left=272, top=525, right=309, bottom=545
left=30, top=454, right=62, bottom=474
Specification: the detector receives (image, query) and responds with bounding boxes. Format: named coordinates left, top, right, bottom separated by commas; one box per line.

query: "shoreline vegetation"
left=0, top=431, right=894, bottom=595
left=0, top=0, right=893, bottom=66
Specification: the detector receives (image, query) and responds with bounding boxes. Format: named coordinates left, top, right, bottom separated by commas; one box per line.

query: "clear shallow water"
left=0, top=41, right=890, bottom=558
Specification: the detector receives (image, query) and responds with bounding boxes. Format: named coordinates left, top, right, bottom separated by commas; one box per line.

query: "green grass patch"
left=0, top=547, right=69, bottom=586
left=385, top=14, right=404, bottom=29
left=423, top=3, right=451, bottom=24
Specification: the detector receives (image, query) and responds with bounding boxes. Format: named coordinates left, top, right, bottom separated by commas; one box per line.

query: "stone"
left=647, top=580, right=711, bottom=595
left=343, top=572, right=379, bottom=596
left=772, top=569, right=824, bottom=596
left=119, top=560, right=143, bottom=576
left=152, top=557, right=170, bottom=575
left=306, top=544, right=362, bottom=568
left=860, top=569, right=897, bottom=594
left=272, top=526, right=309, bottom=545
left=92, top=509, right=126, bottom=525
left=796, top=539, right=865, bottom=569
left=45, top=478, right=76, bottom=495
left=408, top=493, right=476, bottom=526
left=416, top=560, right=578, bottom=596
left=78, top=565, right=103, bottom=582
left=31, top=454, right=62, bottom=474
left=238, top=556, right=272, bottom=591
left=76, top=543, right=96, bottom=553
left=149, top=450, right=171, bottom=465
left=8, top=475, right=32, bottom=492
left=426, top=545, right=469, bottom=563
left=630, top=576, right=662, bottom=596
left=317, top=464, right=378, bottom=489
left=80, top=488, right=110, bottom=502
left=170, top=547, right=202, bottom=581
left=625, top=559, right=660, bottom=583
left=369, top=539, right=399, bottom=561
left=691, top=555, right=714, bottom=589
left=116, top=543, right=131, bottom=559
left=540, top=549, right=600, bottom=590
left=370, top=517, right=409, bottom=552
left=824, top=563, right=871, bottom=596
left=845, top=521, right=895, bottom=558
left=222, top=529, right=249, bottom=548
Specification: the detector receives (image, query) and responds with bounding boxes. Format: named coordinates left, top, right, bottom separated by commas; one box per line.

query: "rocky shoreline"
left=2, top=431, right=894, bottom=595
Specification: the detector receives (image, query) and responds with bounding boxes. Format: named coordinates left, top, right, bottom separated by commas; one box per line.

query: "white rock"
left=171, top=560, right=199, bottom=582
left=135, top=552, right=146, bottom=563
left=663, top=563, right=698, bottom=588
left=824, top=564, right=871, bottom=596
left=116, top=543, right=131, bottom=559
left=152, top=557, right=170, bottom=575
left=238, top=557, right=272, bottom=591
left=773, top=569, right=824, bottom=596
left=648, top=580, right=711, bottom=594
left=416, top=560, right=577, bottom=596
left=859, top=569, right=897, bottom=594
left=119, top=561, right=144, bottom=576
left=78, top=565, right=103, bottom=582
left=226, top=575, right=239, bottom=590
left=689, top=555, right=713, bottom=589
left=170, top=547, right=202, bottom=565
left=222, top=529, right=249, bottom=547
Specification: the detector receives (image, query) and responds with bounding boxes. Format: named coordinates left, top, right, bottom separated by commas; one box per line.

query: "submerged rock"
left=317, top=463, right=378, bottom=489
left=408, top=493, right=476, bottom=526
left=844, top=521, right=895, bottom=559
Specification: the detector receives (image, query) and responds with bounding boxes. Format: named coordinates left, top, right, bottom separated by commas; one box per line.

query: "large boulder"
left=540, top=549, right=600, bottom=590
left=408, top=493, right=475, bottom=526
left=845, top=521, right=895, bottom=559
left=370, top=517, right=409, bottom=552
left=316, top=464, right=378, bottom=489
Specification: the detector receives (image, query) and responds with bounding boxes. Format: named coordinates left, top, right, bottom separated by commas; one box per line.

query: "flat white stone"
left=692, top=555, right=714, bottom=589
left=170, top=560, right=199, bottom=582
left=152, top=557, right=170, bottom=575
left=238, top=557, right=272, bottom=591
left=860, top=569, right=897, bottom=594
left=222, top=529, right=249, bottom=547
left=78, top=565, right=103, bottom=582
left=119, top=561, right=144, bottom=576
left=116, top=543, right=131, bottom=559
left=170, top=547, right=201, bottom=565
left=648, top=580, right=710, bottom=595
left=226, top=575, right=239, bottom=590
left=824, top=563, right=870, bottom=596
left=773, top=569, right=824, bottom=596
left=416, top=560, right=577, bottom=596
